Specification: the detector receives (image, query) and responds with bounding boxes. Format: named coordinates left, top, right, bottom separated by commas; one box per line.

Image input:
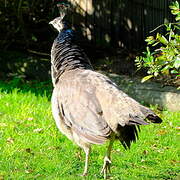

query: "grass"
left=0, top=79, right=179, bottom=180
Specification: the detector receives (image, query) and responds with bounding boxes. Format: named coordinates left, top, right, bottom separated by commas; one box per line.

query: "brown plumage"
left=50, top=4, right=162, bottom=179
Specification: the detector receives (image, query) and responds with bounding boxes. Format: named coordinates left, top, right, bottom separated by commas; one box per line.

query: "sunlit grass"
left=0, top=80, right=179, bottom=179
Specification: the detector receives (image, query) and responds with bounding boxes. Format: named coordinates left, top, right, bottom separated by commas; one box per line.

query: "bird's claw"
left=101, top=156, right=111, bottom=179
left=80, top=172, right=88, bottom=177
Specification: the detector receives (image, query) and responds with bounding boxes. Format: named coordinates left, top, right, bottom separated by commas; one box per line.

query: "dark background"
left=0, top=0, right=173, bottom=81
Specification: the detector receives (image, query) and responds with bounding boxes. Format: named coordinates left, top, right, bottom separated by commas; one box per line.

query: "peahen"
left=49, top=3, right=162, bottom=179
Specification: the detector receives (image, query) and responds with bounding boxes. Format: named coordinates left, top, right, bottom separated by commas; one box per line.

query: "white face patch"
left=49, top=17, right=64, bottom=32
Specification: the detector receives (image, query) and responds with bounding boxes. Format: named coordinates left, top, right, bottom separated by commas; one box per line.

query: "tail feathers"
left=128, top=119, right=149, bottom=125
left=118, top=112, right=162, bottom=150
left=117, top=125, right=139, bottom=149
left=146, top=114, right=162, bottom=123
left=140, top=106, right=162, bottom=124
left=128, top=114, right=149, bottom=125
left=128, top=114, right=162, bottom=125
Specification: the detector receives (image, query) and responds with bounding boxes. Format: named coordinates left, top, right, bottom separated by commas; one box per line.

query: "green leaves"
left=156, top=33, right=168, bottom=45
left=174, top=56, right=180, bottom=69
left=145, top=36, right=156, bottom=45
left=169, top=1, right=180, bottom=21
left=135, top=1, right=180, bottom=87
left=141, top=75, right=154, bottom=83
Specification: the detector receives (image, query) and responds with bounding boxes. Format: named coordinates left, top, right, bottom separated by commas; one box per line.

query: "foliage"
left=135, top=1, right=180, bottom=87
left=0, top=80, right=180, bottom=179
left=0, top=0, right=56, bottom=50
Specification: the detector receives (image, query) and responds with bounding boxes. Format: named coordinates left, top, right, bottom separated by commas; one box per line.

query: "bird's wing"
left=86, top=70, right=162, bottom=132
left=56, top=70, right=111, bottom=144
left=85, top=70, right=162, bottom=149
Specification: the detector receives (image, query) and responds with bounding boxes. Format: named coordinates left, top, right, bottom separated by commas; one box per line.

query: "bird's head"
left=49, top=2, right=70, bottom=32
left=49, top=17, right=65, bottom=32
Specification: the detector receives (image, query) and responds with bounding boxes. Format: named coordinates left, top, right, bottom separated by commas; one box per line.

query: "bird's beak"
left=49, top=20, right=53, bottom=25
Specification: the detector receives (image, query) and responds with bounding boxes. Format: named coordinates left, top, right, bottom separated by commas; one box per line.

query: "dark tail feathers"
left=146, top=114, right=162, bottom=123
left=117, top=125, right=139, bottom=149
left=118, top=113, right=162, bottom=150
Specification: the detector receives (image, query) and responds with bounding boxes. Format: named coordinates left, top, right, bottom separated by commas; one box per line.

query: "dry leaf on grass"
left=157, top=130, right=168, bottom=135
left=0, top=123, right=7, bottom=127
left=25, top=169, right=33, bottom=174
left=6, top=137, right=14, bottom=144
left=33, top=128, right=44, bottom=133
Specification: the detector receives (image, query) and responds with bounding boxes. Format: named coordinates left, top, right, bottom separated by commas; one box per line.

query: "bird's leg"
left=81, top=146, right=91, bottom=176
left=101, top=134, right=115, bottom=179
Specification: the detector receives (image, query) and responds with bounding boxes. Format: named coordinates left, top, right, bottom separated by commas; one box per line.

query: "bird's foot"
left=80, top=172, right=88, bottom=177
left=101, top=156, right=111, bottom=179
left=80, top=169, right=88, bottom=177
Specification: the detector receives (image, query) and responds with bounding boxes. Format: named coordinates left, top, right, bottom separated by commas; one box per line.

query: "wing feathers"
left=117, top=125, right=139, bottom=149
left=146, top=114, right=162, bottom=123
left=55, top=69, right=161, bottom=146
left=56, top=71, right=111, bottom=144
left=86, top=70, right=162, bottom=129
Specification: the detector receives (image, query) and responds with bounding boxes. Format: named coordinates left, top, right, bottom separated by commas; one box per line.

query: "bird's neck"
left=51, top=30, right=92, bottom=83
left=56, top=28, right=74, bottom=43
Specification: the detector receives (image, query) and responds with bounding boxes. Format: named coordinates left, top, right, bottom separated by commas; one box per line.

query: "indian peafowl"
left=49, top=3, right=162, bottom=179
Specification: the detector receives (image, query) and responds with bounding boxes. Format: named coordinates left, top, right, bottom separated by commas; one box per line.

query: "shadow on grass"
left=0, top=78, right=53, bottom=100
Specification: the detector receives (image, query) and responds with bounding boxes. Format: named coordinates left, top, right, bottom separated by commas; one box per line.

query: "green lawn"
left=0, top=79, right=179, bottom=180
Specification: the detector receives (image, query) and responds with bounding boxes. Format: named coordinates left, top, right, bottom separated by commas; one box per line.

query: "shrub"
left=135, top=1, right=180, bottom=88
